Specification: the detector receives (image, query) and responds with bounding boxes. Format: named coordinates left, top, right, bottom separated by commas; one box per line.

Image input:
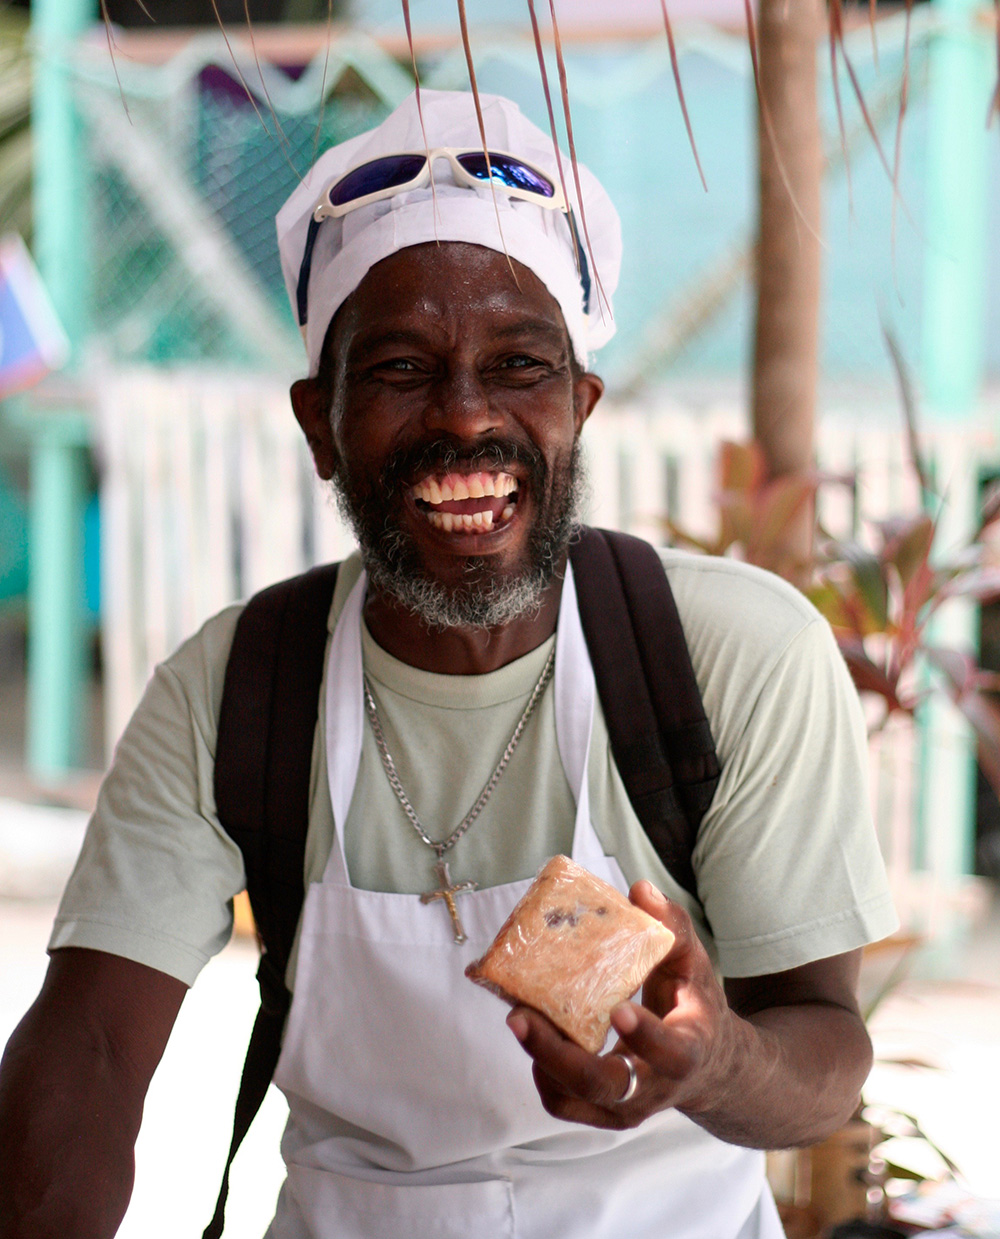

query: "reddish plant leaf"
left=838, top=641, right=906, bottom=713
left=928, top=647, right=1000, bottom=798
left=938, top=567, right=1000, bottom=603
left=718, top=440, right=765, bottom=496
left=753, top=475, right=819, bottom=558
left=662, top=519, right=723, bottom=557
left=881, top=320, right=932, bottom=500
left=977, top=478, right=1000, bottom=537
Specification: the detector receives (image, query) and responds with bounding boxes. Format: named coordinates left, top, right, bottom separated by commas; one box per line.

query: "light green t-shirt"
left=50, top=550, right=898, bottom=984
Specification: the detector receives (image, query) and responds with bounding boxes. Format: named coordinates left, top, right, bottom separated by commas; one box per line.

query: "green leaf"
left=838, top=541, right=890, bottom=631
left=879, top=514, right=934, bottom=590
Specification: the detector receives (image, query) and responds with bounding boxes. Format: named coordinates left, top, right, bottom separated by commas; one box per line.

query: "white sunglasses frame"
left=311, top=147, right=568, bottom=222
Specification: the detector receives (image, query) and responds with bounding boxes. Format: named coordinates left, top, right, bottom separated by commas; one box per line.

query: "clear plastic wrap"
left=465, top=855, right=675, bottom=1053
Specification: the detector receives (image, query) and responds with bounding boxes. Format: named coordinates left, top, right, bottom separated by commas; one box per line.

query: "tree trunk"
left=751, top=0, right=823, bottom=585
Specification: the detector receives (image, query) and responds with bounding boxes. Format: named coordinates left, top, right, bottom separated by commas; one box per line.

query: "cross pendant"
left=420, top=857, right=478, bottom=943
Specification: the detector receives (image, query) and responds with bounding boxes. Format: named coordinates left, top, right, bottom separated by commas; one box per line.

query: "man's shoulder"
left=655, top=547, right=822, bottom=648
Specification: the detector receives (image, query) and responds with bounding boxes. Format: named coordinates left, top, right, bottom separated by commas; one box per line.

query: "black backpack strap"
left=204, top=562, right=340, bottom=1239
left=569, top=527, right=720, bottom=905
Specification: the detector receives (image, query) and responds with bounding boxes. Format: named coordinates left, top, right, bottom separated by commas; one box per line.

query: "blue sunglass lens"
left=328, top=155, right=428, bottom=207
left=456, top=153, right=555, bottom=197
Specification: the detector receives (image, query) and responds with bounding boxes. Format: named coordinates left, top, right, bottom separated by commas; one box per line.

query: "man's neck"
left=362, top=574, right=564, bottom=675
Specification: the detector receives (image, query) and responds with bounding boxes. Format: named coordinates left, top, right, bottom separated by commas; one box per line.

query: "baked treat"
left=465, top=855, right=675, bottom=1053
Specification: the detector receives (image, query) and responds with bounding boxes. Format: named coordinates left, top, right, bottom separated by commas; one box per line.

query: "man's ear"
left=573, top=370, right=604, bottom=434
left=290, top=377, right=338, bottom=480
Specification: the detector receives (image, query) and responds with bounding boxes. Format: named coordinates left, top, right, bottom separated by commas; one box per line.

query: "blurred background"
left=0, top=0, right=998, bottom=1236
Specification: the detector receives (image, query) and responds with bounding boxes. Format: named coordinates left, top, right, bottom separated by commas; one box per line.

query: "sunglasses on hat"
left=295, top=147, right=591, bottom=328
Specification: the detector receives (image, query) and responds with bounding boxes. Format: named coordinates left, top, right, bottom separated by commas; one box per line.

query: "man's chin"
left=329, top=443, right=584, bottom=631
left=364, top=550, right=554, bottom=632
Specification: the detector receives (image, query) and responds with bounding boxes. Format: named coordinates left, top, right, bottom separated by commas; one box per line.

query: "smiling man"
left=0, top=91, right=897, bottom=1239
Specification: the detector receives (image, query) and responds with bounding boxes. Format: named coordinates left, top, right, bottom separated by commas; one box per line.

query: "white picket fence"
left=95, top=367, right=1000, bottom=933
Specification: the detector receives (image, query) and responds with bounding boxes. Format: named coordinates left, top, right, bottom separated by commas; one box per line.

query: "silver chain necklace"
left=362, top=646, right=555, bottom=942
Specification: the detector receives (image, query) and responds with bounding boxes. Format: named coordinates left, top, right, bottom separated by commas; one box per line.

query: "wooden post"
left=750, top=0, right=823, bottom=585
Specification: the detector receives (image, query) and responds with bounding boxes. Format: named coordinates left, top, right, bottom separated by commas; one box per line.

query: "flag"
left=0, top=233, right=70, bottom=401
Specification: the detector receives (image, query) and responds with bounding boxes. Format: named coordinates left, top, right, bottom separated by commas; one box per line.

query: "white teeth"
left=413, top=472, right=518, bottom=504
left=502, top=504, right=515, bottom=522
left=424, top=508, right=495, bottom=533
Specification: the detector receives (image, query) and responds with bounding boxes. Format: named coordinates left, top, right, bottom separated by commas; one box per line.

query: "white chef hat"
left=275, top=88, right=622, bottom=375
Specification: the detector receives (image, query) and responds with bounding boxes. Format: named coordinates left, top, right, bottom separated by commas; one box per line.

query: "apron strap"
left=210, top=561, right=340, bottom=1238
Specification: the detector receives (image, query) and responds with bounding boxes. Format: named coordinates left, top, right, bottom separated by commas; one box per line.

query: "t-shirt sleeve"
left=692, top=603, right=899, bottom=977
left=48, top=607, right=247, bottom=985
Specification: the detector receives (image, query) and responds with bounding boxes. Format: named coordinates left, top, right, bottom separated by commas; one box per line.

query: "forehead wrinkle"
left=325, top=243, right=573, bottom=373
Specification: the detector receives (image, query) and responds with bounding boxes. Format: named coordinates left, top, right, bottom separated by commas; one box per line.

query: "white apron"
left=265, top=566, right=783, bottom=1239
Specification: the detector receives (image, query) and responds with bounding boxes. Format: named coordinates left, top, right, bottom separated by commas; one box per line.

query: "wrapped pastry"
left=465, top=855, right=675, bottom=1053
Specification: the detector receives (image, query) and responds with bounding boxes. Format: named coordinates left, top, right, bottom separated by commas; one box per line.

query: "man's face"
left=292, top=242, right=603, bottom=628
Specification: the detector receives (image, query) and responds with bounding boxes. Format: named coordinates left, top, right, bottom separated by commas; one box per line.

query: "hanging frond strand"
left=659, top=0, right=707, bottom=192
left=892, top=0, right=913, bottom=273
left=525, top=0, right=581, bottom=286
left=456, top=0, right=517, bottom=280
left=743, top=0, right=823, bottom=248
left=829, top=0, right=852, bottom=211
left=546, top=0, right=610, bottom=319
left=988, top=0, right=1000, bottom=125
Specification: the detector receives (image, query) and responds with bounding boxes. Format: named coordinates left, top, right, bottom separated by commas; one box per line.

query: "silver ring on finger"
left=615, top=1054, right=639, bottom=1104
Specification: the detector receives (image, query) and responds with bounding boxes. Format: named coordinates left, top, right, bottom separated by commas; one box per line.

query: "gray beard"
left=328, top=444, right=587, bottom=631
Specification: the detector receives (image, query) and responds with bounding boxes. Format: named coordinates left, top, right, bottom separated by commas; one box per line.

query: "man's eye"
left=500, top=355, right=541, bottom=369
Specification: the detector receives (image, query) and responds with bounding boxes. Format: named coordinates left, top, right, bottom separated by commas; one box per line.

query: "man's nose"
left=423, top=368, right=501, bottom=438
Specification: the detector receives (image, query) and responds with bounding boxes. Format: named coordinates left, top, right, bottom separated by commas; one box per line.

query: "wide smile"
left=409, top=470, right=521, bottom=536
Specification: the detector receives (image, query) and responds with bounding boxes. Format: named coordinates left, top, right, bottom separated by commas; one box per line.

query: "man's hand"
left=505, top=881, right=872, bottom=1149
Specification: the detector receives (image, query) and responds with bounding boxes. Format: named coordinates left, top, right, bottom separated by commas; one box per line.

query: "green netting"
left=86, top=79, right=390, bottom=365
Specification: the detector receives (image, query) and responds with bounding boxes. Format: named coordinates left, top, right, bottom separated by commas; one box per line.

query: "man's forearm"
left=0, top=1012, right=142, bottom=1239
left=0, top=949, right=186, bottom=1239
left=679, top=999, right=872, bottom=1150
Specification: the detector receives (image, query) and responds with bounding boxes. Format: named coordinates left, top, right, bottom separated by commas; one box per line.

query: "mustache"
left=378, top=436, right=547, bottom=495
